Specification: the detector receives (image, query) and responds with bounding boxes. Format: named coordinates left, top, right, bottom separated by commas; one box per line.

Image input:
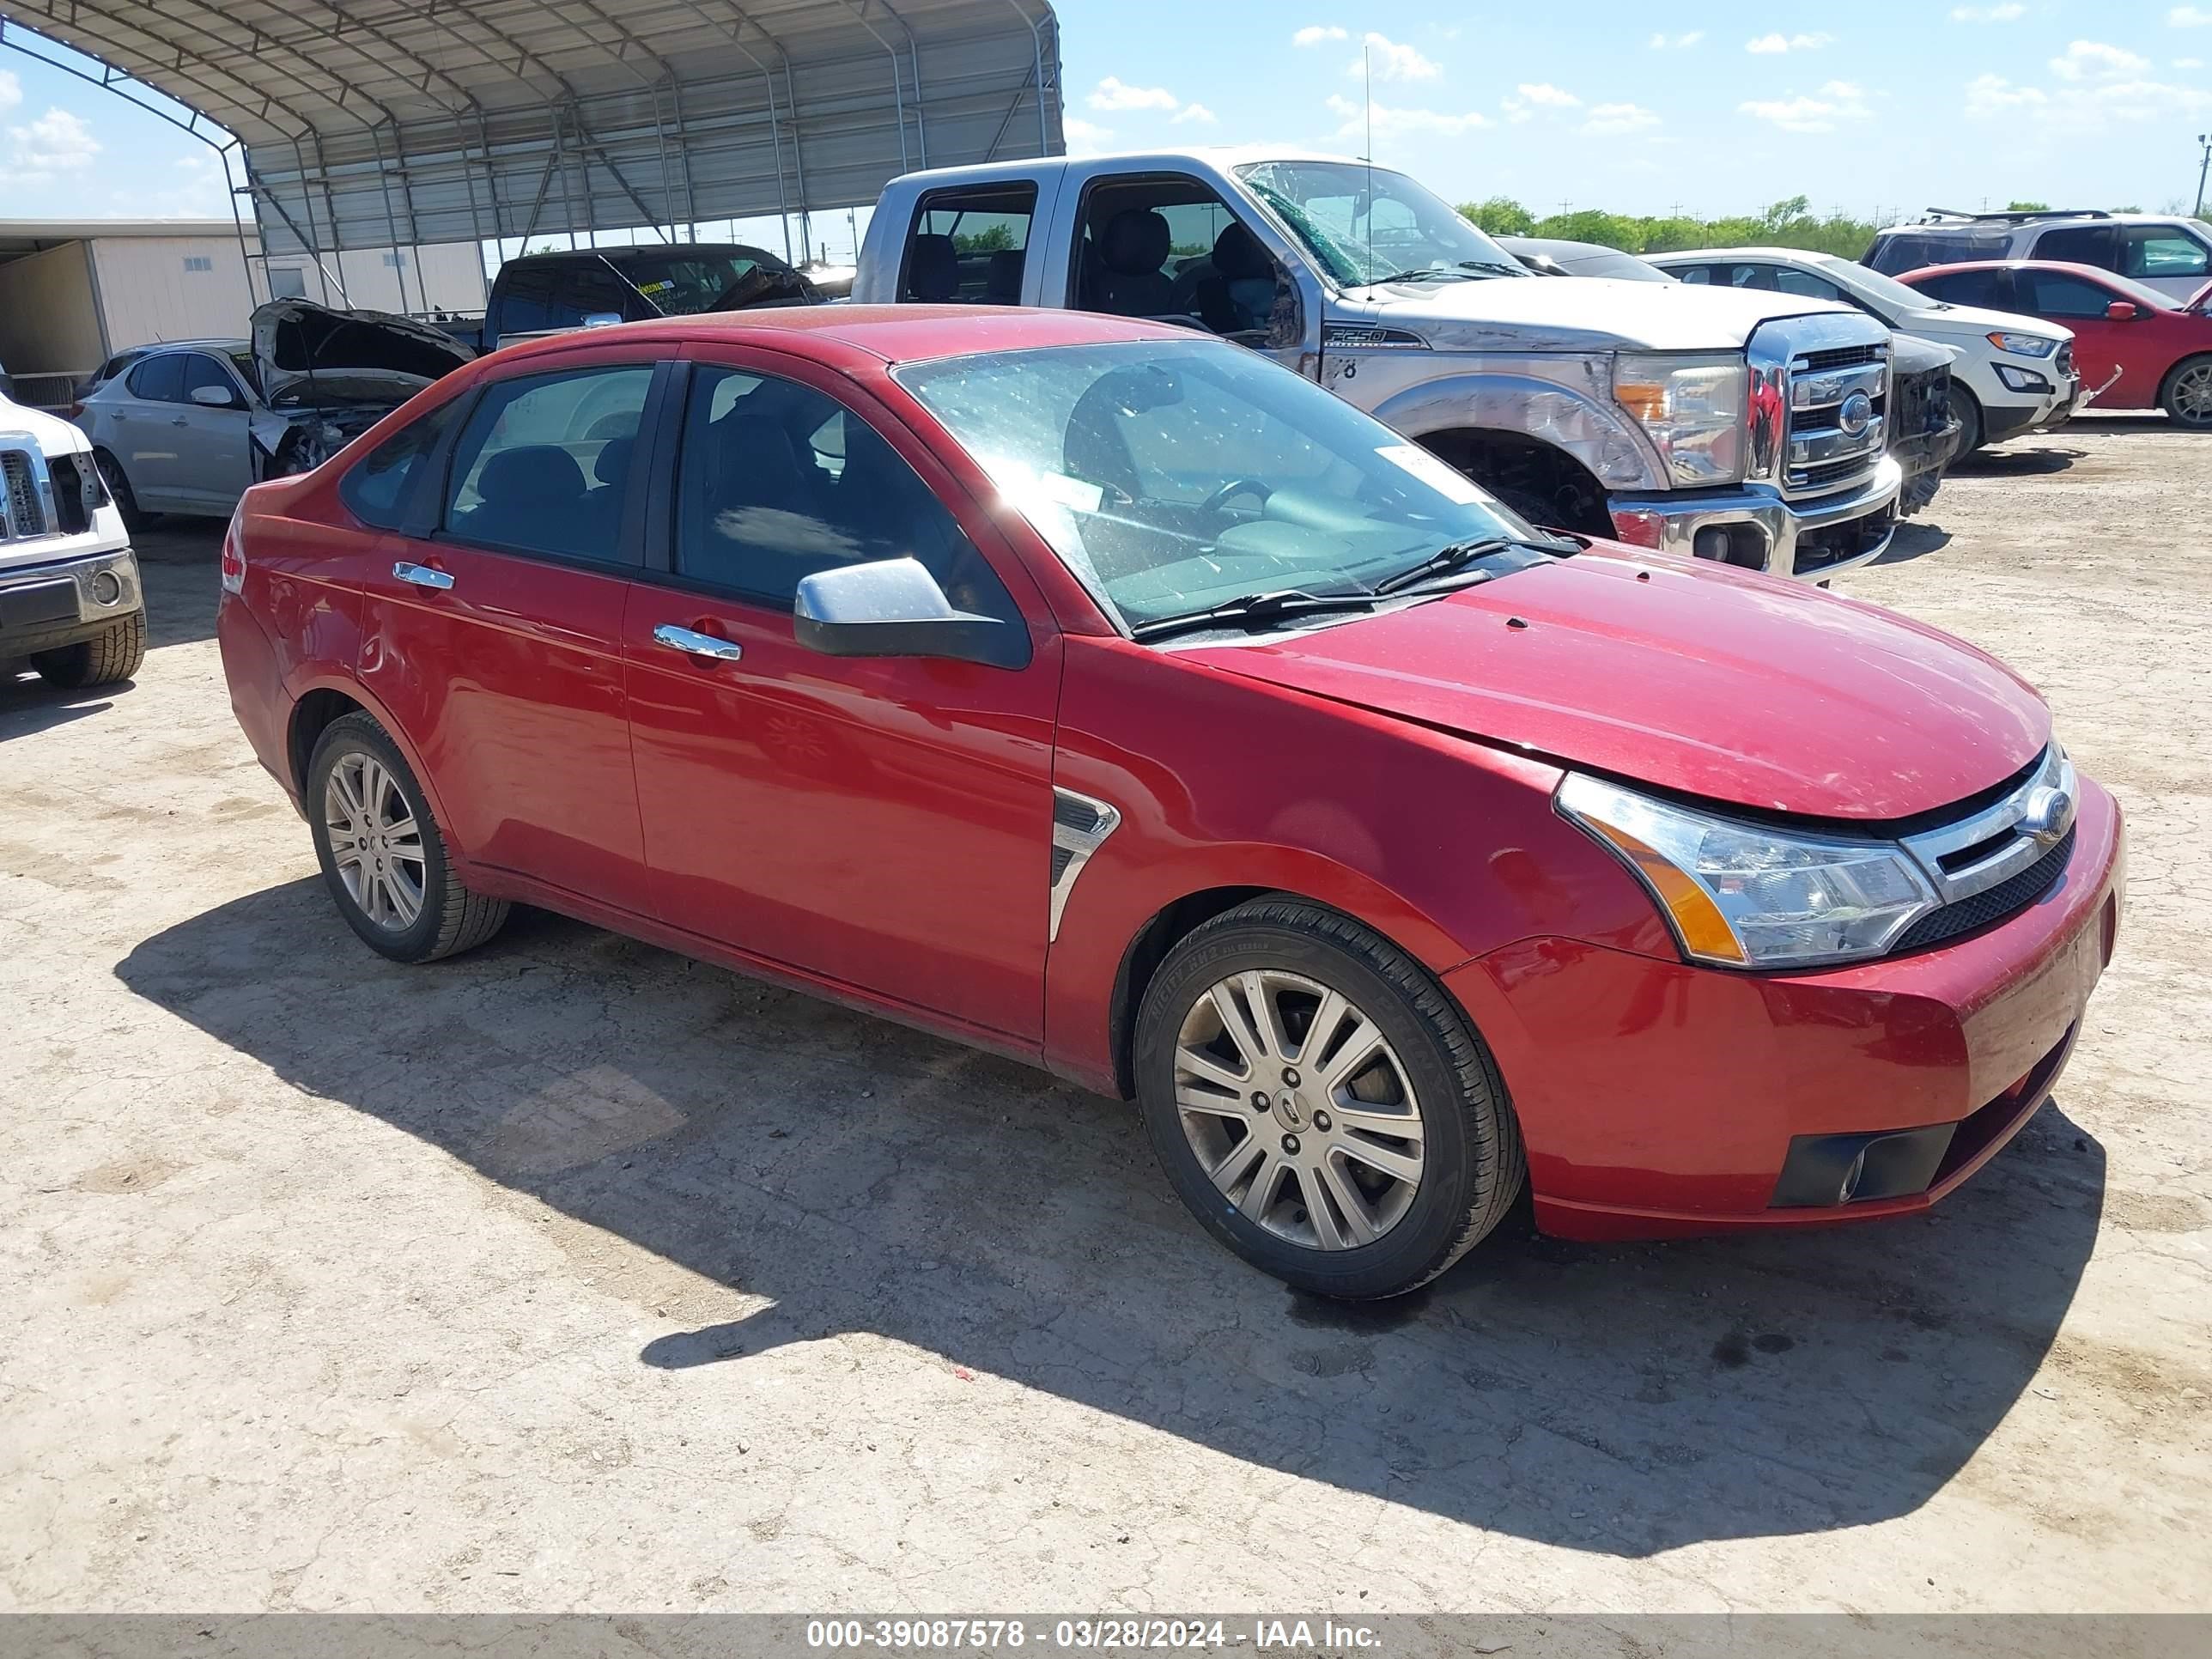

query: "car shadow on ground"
left=1949, top=446, right=2082, bottom=478
left=117, top=879, right=2106, bottom=1559
left=1875, top=521, right=1954, bottom=566
left=0, top=671, right=118, bottom=741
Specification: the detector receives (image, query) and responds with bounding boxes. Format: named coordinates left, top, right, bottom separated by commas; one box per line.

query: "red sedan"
left=216, top=307, right=2124, bottom=1299
left=1899, top=258, right=2212, bottom=426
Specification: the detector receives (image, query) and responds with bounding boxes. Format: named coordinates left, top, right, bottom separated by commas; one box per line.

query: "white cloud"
left=1739, top=82, right=1871, bottom=133
left=0, top=70, right=19, bottom=114
left=1170, top=102, right=1218, bottom=125
left=1965, top=66, right=2209, bottom=129
left=1326, top=92, right=1487, bottom=140
left=1648, top=31, right=1704, bottom=49
left=2172, top=6, right=2212, bottom=25
left=1950, top=3, right=2025, bottom=20
left=1516, top=82, right=1582, bottom=107
left=1352, top=33, right=1441, bottom=82
left=1060, top=116, right=1115, bottom=156
left=9, top=107, right=100, bottom=178
left=2051, top=40, right=2152, bottom=80
left=1291, top=25, right=1348, bottom=46
left=1088, top=76, right=1179, bottom=112
left=1964, top=74, right=2049, bottom=116
left=2179, top=57, right=2207, bottom=68
left=1747, top=33, right=1835, bottom=53
left=1582, top=102, right=1662, bottom=137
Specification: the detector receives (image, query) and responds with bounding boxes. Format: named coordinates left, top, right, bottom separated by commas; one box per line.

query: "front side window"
left=125, top=355, right=185, bottom=404
left=442, top=364, right=653, bottom=561
left=904, top=185, right=1037, bottom=304
left=2122, top=227, right=2210, bottom=280
left=340, top=397, right=463, bottom=529
left=1235, top=160, right=1525, bottom=288
left=896, top=340, right=1546, bottom=634
left=2019, top=270, right=2118, bottom=319
left=674, top=365, right=1012, bottom=617
left=179, top=352, right=241, bottom=406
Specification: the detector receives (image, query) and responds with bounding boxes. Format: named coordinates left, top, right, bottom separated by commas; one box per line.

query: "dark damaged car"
left=74, top=301, right=475, bottom=522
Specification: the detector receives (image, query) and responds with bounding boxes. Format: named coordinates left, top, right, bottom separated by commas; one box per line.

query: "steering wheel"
left=1200, top=477, right=1273, bottom=516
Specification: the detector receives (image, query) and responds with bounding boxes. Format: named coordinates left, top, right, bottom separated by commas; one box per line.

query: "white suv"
left=1645, top=247, right=2080, bottom=456
left=1, top=386, right=144, bottom=689
left=1866, top=210, right=2212, bottom=303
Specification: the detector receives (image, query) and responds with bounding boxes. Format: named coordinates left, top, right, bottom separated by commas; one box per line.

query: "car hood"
left=1896, top=299, right=2069, bottom=346
left=251, top=298, right=475, bottom=410
left=1334, top=276, right=1850, bottom=352
left=1191, top=550, right=2049, bottom=822
left=2, top=392, right=91, bottom=456
left=2187, top=278, right=2212, bottom=313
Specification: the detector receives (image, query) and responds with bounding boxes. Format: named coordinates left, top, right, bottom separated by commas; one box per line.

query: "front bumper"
left=0, top=545, right=143, bottom=659
left=1986, top=371, right=2087, bottom=444
left=1445, top=776, right=2125, bottom=1240
left=1605, top=456, right=1901, bottom=583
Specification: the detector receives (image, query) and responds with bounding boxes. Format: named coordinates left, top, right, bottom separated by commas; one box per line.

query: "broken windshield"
left=1236, top=161, right=1528, bottom=289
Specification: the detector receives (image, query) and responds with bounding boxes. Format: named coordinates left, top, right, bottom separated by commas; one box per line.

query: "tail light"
left=220, top=503, right=246, bottom=594
left=67, top=401, right=84, bottom=419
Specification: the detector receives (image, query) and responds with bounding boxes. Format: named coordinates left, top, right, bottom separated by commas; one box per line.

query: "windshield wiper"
left=1374, top=536, right=1577, bottom=595
left=1360, top=266, right=1485, bottom=286
left=1130, top=588, right=1377, bottom=641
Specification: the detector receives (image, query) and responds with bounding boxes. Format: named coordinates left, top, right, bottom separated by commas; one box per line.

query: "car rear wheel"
left=2160, top=356, right=2212, bottom=428
left=1133, top=896, right=1524, bottom=1299
left=307, top=712, right=508, bottom=963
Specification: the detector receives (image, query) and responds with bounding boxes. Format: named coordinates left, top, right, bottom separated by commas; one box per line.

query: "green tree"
left=1458, top=196, right=1535, bottom=236
left=952, top=224, right=1015, bottom=252
left=2007, top=200, right=2050, bottom=212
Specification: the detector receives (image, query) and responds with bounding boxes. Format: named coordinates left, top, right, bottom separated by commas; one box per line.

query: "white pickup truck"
left=1, top=387, right=144, bottom=689
left=854, top=148, right=1903, bottom=580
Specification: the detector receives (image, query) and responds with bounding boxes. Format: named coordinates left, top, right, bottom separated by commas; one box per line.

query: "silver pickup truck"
left=2, top=388, right=144, bottom=690
left=854, top=148, right=1902, bottom=580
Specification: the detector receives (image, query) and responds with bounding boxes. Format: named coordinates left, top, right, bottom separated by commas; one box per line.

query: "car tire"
left=1950, top=387, right=1985, bottom=458
left=1133, top=896, right=1525, bottom=1299
left=29, top=610, right=145, bottom=688
left=307, top=711, right=508, bottom=963
left=92, top=450, right=148, bottom=532
left=2159, top=355, right=2212, bottom=429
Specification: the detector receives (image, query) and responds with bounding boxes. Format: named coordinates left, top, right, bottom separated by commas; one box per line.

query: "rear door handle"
left=393, top=561, right=454, bottom=591
left=653, top=623, right=743, bottom=662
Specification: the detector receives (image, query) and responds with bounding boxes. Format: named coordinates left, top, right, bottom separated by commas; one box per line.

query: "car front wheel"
left=1134, top=896, right=1524, bottom=1299
left=307, top=712, right=508, bottom=963
left=2161, top=356, right=2212, bottom=428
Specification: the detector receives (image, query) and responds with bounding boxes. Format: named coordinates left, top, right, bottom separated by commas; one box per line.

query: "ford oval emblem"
left=1838, top=390, right=1875, bottom=437
left=2021, top=786, right=2075, bottom=846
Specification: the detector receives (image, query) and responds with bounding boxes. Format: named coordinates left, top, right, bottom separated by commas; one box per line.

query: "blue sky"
left=0, top=1, right=2206, bottom=246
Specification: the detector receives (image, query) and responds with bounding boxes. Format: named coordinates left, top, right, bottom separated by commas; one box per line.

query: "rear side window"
left=672, top=363, right=1013, bottom=618
left=340, top=398, right=464, bottom=529
left=2033, top=225, right=2118, bottom=270
left=442, top=365, right=654, bottom=562
left=902, top=183, right=1038, bottom=304
left=1917, top=269, right=2008, bottom=307
left=125, top=355, right=185, bottom=404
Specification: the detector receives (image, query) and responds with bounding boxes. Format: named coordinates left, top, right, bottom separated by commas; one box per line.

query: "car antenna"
left=1363, top=37, right=1376, bottom=285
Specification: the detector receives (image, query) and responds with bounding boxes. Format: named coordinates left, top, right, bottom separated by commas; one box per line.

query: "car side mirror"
left=793, top=556, right=1030, bottom=669
left=2105, top=301, right=2138, bottom=322
left=189, top=385, right=239, bottom=408
left=580, top=312, right=624, bottom=329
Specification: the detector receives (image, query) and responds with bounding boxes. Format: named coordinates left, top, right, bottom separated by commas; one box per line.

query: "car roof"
left=1647, top=246, right=1838, bottom=264
left=1899, top=259, right=2118, bottom=282
left=1875, top=212, right=2190, bottom=233
left=481, top=304, right=1201, bottom=371
left=126, top=338, right=250, bottom=353
left=885, top=146, right=1365, bottom=193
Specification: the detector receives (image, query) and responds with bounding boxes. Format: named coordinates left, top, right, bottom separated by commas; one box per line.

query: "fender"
left=278, top=667, right=458, bottom=857
left=1355, top=368, right=1662, bottom=492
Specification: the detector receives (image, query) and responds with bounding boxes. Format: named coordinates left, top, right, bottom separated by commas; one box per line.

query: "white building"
left=0, top=219, right=487, bottom=406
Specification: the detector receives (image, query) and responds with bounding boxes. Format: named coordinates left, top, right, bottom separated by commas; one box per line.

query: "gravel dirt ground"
left=2, top=417, right=2207, bottom=1619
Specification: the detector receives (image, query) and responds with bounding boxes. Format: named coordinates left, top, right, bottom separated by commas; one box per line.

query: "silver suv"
left=1867, top=210, right=2212, bottom=302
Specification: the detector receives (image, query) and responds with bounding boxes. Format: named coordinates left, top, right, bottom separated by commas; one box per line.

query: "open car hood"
left=251, top=298, right=475, bottom=411
left=1191, top=549, right=2050, bottom=822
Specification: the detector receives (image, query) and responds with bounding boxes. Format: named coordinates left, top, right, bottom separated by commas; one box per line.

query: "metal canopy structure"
left=0, top=0, right=1061, bottom=282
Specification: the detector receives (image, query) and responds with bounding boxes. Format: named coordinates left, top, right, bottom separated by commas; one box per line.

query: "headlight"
left=1557, top=773, right=1939, bottom=969
left=1613, top=353, right=1747, bottom=486
left=1986, top=331, right=2058, bottom=358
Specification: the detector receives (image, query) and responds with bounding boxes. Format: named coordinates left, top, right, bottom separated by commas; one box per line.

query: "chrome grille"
left=1797, top=343, right=1884, bottom=374
left=2, top=449, right=45, bottom=541
left=1782, top=338, right=1889, bottom=497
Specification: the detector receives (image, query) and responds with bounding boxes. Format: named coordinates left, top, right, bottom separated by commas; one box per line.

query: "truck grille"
left=1782, top=336, right=1889, bottom=498
left=3, top=449, right=46, bottom=541
left=1797, top=343, right=1883, bottom=374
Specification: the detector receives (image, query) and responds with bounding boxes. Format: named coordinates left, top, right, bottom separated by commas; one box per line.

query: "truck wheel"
left=1950, top=388, right=1984, bottom=458
left=92, top=451, right=147, bottom=532
left=30, top=611, right=146, bottom=688
left=1133, top=896, right=1525, bottom=1299
left=307, top=712, right=509, bottom=963
left=2160, top=356, right=2212, bottom=428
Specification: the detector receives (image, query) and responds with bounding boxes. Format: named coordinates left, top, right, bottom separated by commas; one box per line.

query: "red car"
left=216, top=307, right=2124, bottom=1299
left=1899, top=259, right=2212, bottom=427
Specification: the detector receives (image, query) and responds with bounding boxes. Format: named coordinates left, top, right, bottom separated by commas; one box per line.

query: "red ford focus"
left=217, top=307, right=2124, bottom=1299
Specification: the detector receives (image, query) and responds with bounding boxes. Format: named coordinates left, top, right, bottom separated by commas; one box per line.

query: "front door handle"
left=393, top=561, right=454, bottom=591
left=653, top=623, right=743, bottom=662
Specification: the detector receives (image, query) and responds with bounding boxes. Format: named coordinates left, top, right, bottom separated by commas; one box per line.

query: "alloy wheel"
left=2172, top=362, right=2212, bottom=427
left=323, top=751, right=427, bottom=929
left=1172, top=969, right=1425, bottom=1250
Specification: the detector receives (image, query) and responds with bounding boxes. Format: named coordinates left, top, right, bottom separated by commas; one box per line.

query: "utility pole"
left=2197, top=134, right=2210, bottom=219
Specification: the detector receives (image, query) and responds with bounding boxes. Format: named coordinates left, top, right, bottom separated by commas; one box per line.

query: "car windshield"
left=2077, top=269, right=2181, bottom=311
left=1816, top=254, right=1946, bottom=312
left=610, top=248, right=807, bottom=315
left=1234, top=161, right=1527, bottom=289
left=895, top=339, right=1553, bottom=635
